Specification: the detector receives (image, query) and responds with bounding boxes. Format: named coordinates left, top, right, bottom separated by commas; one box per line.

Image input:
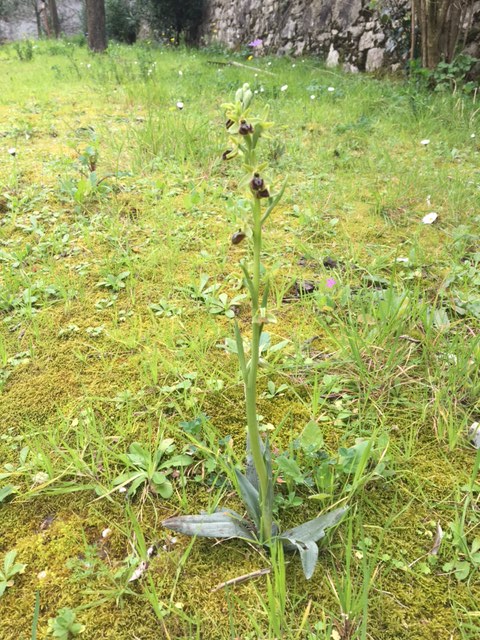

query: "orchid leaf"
left=280, top=506, right=347, bottom=550
left=261, top=279, right=271, bottom=310
left=233, top=320, right=247, bottom=382
left=263, top=438, right=274, bottom=529
left=281, top=538, right=319, bottom=580
left=245, top=434, right=260, bottom=490
left=234, top=469, right=261, bottom=530
left=163, top=509, right=256, bottom=540
left=261, top=177, right=287, bottom=225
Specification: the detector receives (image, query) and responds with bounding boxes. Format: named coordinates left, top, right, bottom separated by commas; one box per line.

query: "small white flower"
left=102, top=527, right=112, bottom=539
left=260, top=86, right=264, bottom=92
left=176, top=101, right=184, bottom=110
left=254, top=90, right=258, bottom=94
left=280, top=84, right=288, bottom=92
left=254, top=73, right=258, bottom=77
left=86, top=63, right=91, bottom=69
left=327, top=86, right=335, bottom=92
left=178, top=70, right=183, bottom=76
left=422, top=212, right=438, bottom=224
left=469, top=421, right=480, bottom=449
left=267, top=61, right=272, bottom=66
left=420, top=139, right=430, bottom=146
left=396, top=257, right=409, bottom=263
left=471, top=133, right=476, bottom=138
left=33, top=472, right=49, bottom=485
left=310, top=95, right=315, bottom=100
left=118, top=486, right=127, bottom=494
left=8, top=147, right=16, bottom=156
left=292, top=63, right=296, bottom=68
left=37, top=570, right=47, bottom=580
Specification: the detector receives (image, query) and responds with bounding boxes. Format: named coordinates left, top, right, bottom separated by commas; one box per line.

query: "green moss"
left=0, top=40, right=479, bottom=639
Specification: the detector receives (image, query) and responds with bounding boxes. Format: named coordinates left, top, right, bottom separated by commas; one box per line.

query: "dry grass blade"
left=210, top=568, right=270, bottom=593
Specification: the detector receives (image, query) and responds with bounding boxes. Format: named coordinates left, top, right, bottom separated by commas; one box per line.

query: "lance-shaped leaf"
left=235, top=468, right=261, bottom=531
left=0, top=485, right=17, bottom=504
left=163, top=508, right=256, bottom=541
left=263, top=438, right=275, bottom=532
left=281, top=538, right=318, bottom=580
left=245, top=433, right=260, bottom=490
left=233, top=320, right=248, bottom=383
left=280, top=506, right=347, bottom=550
left=279, top=507, right=346, bottom=579
left=261, top=178, right=287, bottom=225
left=239, top=261, right=255, bottom=302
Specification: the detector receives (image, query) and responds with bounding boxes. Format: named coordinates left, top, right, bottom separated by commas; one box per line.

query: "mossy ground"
left=0, top=40, right=479, bottom=639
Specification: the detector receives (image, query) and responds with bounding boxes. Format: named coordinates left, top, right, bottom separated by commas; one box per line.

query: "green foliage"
left=0, top=550, right=26, bottom=599
left=13, top=40, right=34, bottom=62
left=1, top=39, right=480, bottom=638
left=143, top=0, right=205, bottom=43
left=47, top=608, right=85, bottom=639
left=96, top=271, right=130, bottom=292
left=106, top=0, right=139, bottom=44
left=113, top=439, right=192, bottom=498
left=0, top=484, right=17, bottom=503
left=410, top=54, right=479, bottom=93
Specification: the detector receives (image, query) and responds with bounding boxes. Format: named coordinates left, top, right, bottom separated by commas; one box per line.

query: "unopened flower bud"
left=231, top=231, right=246, bottom=245
left=222, top=149, right=236, bottom=161
left=238, top=120, right=253, bottom=135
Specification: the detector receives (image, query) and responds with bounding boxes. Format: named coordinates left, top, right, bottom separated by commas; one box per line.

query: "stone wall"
left=0, top=1, right=82, bottom=42
left=202, top=0, right=479, bottom=72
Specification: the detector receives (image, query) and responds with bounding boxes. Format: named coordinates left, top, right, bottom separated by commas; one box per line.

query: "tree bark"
left=39, top=1, right=51, bottom=37
left=85, top=0, right=107, bottom=52
left=48, top=0, right=61, bottom=37
left=33, top=0, right=43, bottom=37
left=414, top=0, right=474, bottom=68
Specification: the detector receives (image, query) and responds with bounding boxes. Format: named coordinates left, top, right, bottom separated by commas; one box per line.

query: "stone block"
left=359, top=30, right=375, bottom=51
left=365, top=47, right=385, bottom=72
left=326, top=44, right=340, bottom=67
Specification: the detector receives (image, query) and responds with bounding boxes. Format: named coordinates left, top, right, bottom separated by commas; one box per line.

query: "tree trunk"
left=39, top=1, right=51, bottom=37
left=414, top=0, right=474, bottom=68
left=48, top=0, right=61, bottom=37
left=85, top=0, right=107, bottom=52
left=33, top=1, right=43, bottom=37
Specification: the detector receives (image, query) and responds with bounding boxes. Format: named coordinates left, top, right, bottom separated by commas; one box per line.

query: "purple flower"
left=326, top=278, right=336, bottom=289
left=248, top=38, right=263, bottom=48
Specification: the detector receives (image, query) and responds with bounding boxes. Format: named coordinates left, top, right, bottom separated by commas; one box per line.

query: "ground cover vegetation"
left=0, top=39, right=479, bottom=639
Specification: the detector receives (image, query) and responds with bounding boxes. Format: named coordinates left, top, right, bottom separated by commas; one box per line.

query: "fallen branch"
left=211, top=567, right=270, bottom=592
left=207, top=60, right=276, bottom=76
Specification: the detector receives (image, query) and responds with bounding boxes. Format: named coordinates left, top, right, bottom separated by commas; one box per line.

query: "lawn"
left=0, top=39, right=479, bottom=639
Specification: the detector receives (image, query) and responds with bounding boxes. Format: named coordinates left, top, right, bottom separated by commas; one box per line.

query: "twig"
left=207, top=60, right=276, bottom=76
left=210, top=567, right=270, bottom=592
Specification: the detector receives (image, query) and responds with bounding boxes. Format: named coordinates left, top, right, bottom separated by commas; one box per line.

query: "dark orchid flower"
left=250, top=173, right=270, bottom=198
left=238, top=120, right=254, bottom=135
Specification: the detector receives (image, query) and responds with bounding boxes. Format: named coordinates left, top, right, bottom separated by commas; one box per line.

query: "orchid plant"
left=163, top=84, right=346, bottom=579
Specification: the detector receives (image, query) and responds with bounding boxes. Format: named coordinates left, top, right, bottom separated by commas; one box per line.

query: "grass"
left=0, top=38, right=479, bottom=639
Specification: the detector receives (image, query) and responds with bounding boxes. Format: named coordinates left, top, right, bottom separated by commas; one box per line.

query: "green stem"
left=244, top=196, right=272, bottom=543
